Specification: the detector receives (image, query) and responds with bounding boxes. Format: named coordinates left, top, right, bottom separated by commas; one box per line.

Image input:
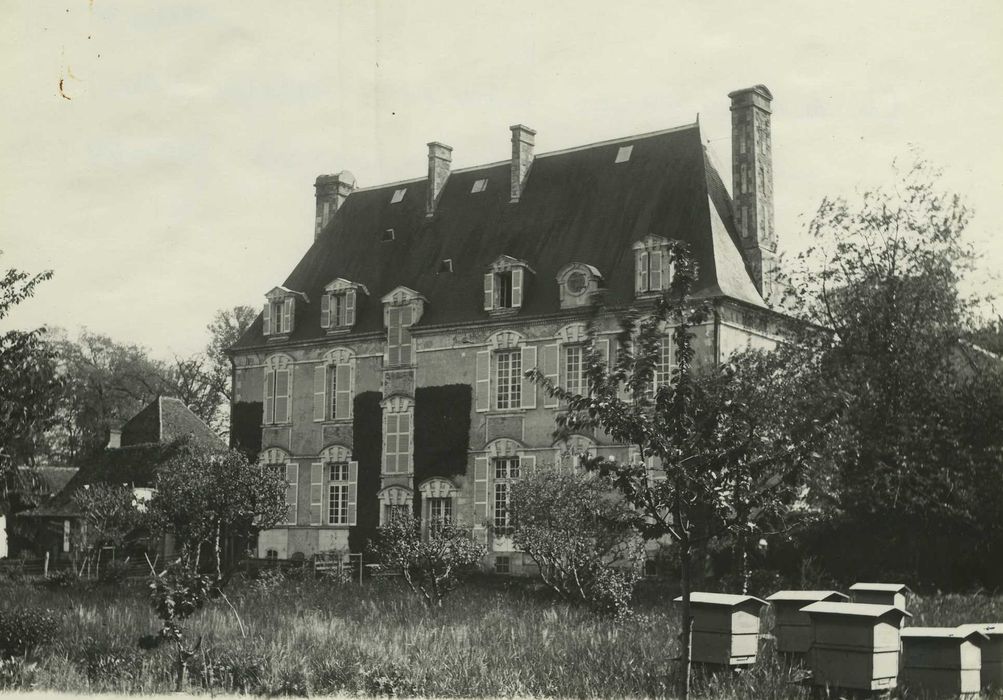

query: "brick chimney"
left=314, top=170, right=356, bottom=240
left=509, top=124, right=536, bottom=202
left=728, top=85, right=776, bottom=299
left=426, top=142, right=452, bottom=216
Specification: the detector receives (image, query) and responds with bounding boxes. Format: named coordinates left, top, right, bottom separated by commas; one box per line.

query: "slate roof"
left=233, top=122, right=765, bottom=351
left=121, top=396, right=224, bottom=448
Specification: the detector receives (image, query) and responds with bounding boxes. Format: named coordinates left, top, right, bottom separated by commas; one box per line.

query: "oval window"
left=566, top=271, right=588, bottom=295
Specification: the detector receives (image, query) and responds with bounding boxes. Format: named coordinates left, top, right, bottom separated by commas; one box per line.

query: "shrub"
left=0, top=608, right=60, bottom=658
left=0, top=657, right=38, bottom=690
left=358, top=661, right=418, bottom=697
left=194, top=643, right=268, bottom=694
left=250, top=566, right=286, bottom=593
left=99, top=559, right=132, bottom=586
left=43, top=569, right=78, bottom=589
left=75, top=637, right=144, bottom=683
left=368, top=516, right=485, bottom=607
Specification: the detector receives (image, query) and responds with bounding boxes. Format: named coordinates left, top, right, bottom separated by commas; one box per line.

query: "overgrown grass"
left=1, top=573, right=1001, bottom=697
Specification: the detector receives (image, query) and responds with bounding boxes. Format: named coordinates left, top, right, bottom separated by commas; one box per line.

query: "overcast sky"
left=2, top=1, right=1001, bottom=359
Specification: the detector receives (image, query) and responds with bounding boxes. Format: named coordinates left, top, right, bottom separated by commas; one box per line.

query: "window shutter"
left=345, top=289, right=356, bottom=327
left=387, top=307, right=400, bottom=365
left=637, top=250, right=649, bottom=293
left=335, top=363, right=352, bottom=420
left=650, top=249, right=663, bottom=290
left=310, top=463, right=323, bottom=525
left=347, top=460, right=358, bottom=526
left=542, top=343, right=559, bottom=408
left=320, top=294, right=330, bottom=329
left=475, top=350, right=491, bottom=412
left=275, top=369, right=291, bottom=423
left=262, top=302, right=271, bottom=336
left=483, top=273, right=494, bottom=311
left=282, top=297, right=294, bottom=333
left=520, top=345, right=537, bottom=409
left=286, top=462, right=299, bottom=525
left=263, top=368, right=275, bottom=424
left=597, top=337, right=610, bottom=367
left=313, top=365, right=327, bottom=421
left=512, top=267, right=524, bottom=308
left=615, top=344, right=632, bottom=402
left=473, top=456, right=489, bottom=544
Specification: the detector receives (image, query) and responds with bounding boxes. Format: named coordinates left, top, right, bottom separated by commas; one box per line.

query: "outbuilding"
left=801, top=601, right=911, bottom=692
left=958, top=623, right=1003, bottom=692
left=765, top=590, right=849, bottom=654
left=673, top=592, right=767, bottom=666
left=900, top=626, right=988, bottom=700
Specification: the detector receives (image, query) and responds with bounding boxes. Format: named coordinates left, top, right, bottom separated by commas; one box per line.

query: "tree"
left=205, top=305, right=256, bottom=404
left=786, top=157, right=1003, bottom=586
left=508, top=466, right=642, bottom=617
left=529, top=243, right=839, bottom=698
left=368, top=515, right=486, bottom=607
left=0, top=252, right=61, bottom=514
left=148, top=441, right=287, bottom=578
left=70, top=483, right=147, bottom=577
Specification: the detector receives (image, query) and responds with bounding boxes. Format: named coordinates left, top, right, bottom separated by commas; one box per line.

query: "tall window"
left=426, top=497, right=452, bottom=534
left=271, top=301, right=285, bottom=333
left=327, top=462, right=350, bottom=525
left=387, top=306, right=414, bottom=366
left=330, top=293, right=347, bottom=327
left=264, top=356, right=292, bottom=424
left=495, top=349, right=522, bottom=410
left=496, top=272, right=513, bottom=308
left=654, top=337, right=673, bottom=388
left=564, top=344, right=585, bottom=396
left=493, top=457, right=520, bottom=533
left=384, top=412, right=411, bottom=474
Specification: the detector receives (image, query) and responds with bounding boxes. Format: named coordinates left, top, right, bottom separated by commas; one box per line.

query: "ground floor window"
left=384, top=503, right=410, bottom=525
left=494, top=555, right=511, bottom=574
left=327, top=462, right=350, bottom=525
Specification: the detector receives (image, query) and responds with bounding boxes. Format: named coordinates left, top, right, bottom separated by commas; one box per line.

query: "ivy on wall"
left=349, top=391, right=383, bottom=552
left=230, top=402, right=263, bottom=460
left=414, top=384, right=472, bottom=485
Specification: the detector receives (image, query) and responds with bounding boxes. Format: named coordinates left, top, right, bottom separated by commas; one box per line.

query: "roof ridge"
left=349, top=122, right=700, bottom=194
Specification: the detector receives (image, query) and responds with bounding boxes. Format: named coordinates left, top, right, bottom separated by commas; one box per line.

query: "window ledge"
left=325, top=326, right=353, bottom=336
left=488, top=307, right=521, bottom=318
left=266, top=334, right=291, bottom=342
left=635, top=290, right=666, bottom=299
left=318, top=419, right=353, bottom=426
left=261, top=422, right=293, bottom=428
left=487, top=408, right=529, bottom=416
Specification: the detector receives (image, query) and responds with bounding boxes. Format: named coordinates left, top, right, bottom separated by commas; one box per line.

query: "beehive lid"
left=902, top=626, right=989, bottom=643
left=849, top=582, right=911, bottom=593
left=957, top=623, right=1003, bottom=639
left=766, top=590, right=849, bottom=603
left=673, top=592, right=767, bottom=607
left=801, top=601, right=912, bottom=619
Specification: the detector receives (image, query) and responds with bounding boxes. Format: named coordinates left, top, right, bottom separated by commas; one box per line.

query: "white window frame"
left=555, top=263, right=602, bottom=309
left=378, top=485, right=414, bottom=526
left=321, top=278, right=368, bottom=332
left=262, top=287, right=305, bottom=337
left=418, top=477, right=457, bottom=535
left=314, top=348, right=355, bottom=422
left=327, top=463, right=350, bottom=526
left=263, top=354, right=293, bottom=425
left=483, top=255, right=532, bottom=313
left=476, top=331, right=537, bottom=413
left=315, top=444, right=357, bottom=526
left=381, top=396, right=413, bottom=475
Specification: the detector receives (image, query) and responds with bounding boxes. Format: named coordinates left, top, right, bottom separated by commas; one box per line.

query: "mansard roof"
left=233, top=122, right=764, bottom=350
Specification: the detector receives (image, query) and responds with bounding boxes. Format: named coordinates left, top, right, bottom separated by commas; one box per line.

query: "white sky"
left=2, top=1, right=1001, bottom=359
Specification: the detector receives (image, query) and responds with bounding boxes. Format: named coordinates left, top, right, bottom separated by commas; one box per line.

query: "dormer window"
left=471, top=178, right=488, bottom=193
left=555, top=263, right=602, bottom=309
left=633, top=235, right=673, bottom=296
left=263, top=287, right=307, bottom=337
left=321, top=278, right=368, bottom=333
left=484, top=255, right=533, bottom=315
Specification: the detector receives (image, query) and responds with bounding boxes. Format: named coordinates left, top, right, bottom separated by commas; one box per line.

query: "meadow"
left=0, top=571, right=1001, bottom=698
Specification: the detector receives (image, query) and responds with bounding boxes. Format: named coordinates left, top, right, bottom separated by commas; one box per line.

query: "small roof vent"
left=382, top=228, right=395, bottom=242
left=615, top=145, right=633, bottom=164
left=438, top=259, right=453, bottom=273
left=471, top=178, right=488, bottom=193
left=390, top=188, right=407, bottom=204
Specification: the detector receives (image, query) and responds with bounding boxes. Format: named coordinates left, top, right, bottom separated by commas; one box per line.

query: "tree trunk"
left=214, top=522, right=223, bottom=582
left=679, top=535, right=693, bottom=700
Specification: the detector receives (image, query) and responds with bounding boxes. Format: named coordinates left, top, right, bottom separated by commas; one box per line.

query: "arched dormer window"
left=471, top=439, right=538, bottom=543
left=259, top=447, right=297, bottom=525
left=309, top=444, right=358, bottom=526
left=322, top=278, right=369, bottom=333
left=377, top=485, right=413, bottom=525
left=263, top=286, right=308, bottom=337
left=381, top=286, right=426, bottom=368
left=484, top=255, right=534, bottom=314
left=633, top=235, right=673, bottom=296
left=474, top=331, right=537, bottom=413
left=555, top=263, right=602, bottom=309
left=313, top=348, right=355, bottom=422
left=263, top=354, right=294, bottom=425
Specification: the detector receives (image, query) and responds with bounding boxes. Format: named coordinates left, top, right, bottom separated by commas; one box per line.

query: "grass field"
left=1, top=572, right=1001, bottom=697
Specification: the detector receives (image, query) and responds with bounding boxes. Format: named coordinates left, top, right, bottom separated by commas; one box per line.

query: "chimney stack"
left=314, top=170, right=356, bottom=240
left=728, top=85, right=776, bottom=299
left=426, top=142, right=452, bottom=216
left=509, top=124, right=536, bottom=202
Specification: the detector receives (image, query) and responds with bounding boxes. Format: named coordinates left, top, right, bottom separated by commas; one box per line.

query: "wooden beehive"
left=900, top=626, right=988, bottom=700
left=801, top=601, right=911, bottom=691
left=765, top=590, right=849, bottom=654
left=848, top=582, right=910, bottom=611
left=959, top=623, right=1003, bottom=691
left=673, top=592, right=767, bottom=666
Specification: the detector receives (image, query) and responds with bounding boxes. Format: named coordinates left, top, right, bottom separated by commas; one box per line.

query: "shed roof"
left=232, top=122, right=767, bottom=351
left=800, top=601, right=912, bottom=619
left=766, top=590, right=849, bottom=603
left=849, top=582, right=911, bottom=593
left=121, top=396, right=224, bottom=448
left=674, top=592, right=768, bottom=607
left=901, top=627, right=989, bottom=642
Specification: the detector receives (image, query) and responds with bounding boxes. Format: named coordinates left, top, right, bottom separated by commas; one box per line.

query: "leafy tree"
left=508, top=466, right=642, bottom=617
left=70, top=483, right=147, bottom=577
left=785, top=157, right=1003, bottom=586
left=206, top=305, right=257, bottom=404
left=368, top=515, right=486, bottom=607
left=148, top=441, right=287, bottom=579
left=529, top=243, right=839, bottom=698
left=0, top=252, right=61, bottom=514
